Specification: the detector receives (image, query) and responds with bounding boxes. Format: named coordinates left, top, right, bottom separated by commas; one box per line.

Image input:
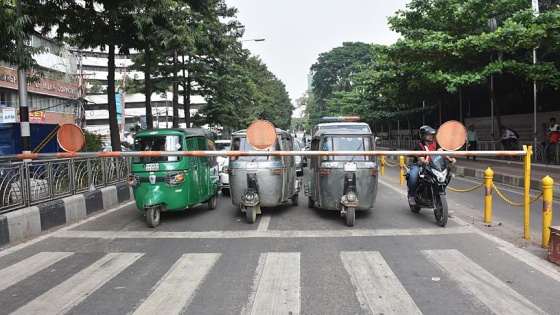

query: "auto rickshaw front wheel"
left=208, top=193, right=218, bottom=210
left=291, top=194, right=299, bottom=206
left=307, top=196, right=314, bottom=209
left=246, top=206, right=257, bottom=223
left=346, top=207, right=355, bottom=227
left=146, top=206, right=161, bottom=228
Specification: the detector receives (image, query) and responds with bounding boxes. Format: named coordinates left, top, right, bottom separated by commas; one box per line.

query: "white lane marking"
left=245, top=252, right=300, bottom=315
left=11, top=252, right=143, bottom=315
left=341, top=251, right=421, bottom=315
left=379, top=179, right=560, bottom=282
left=0, top=201, right=135, bottom=258
left=55, top=227, right=472, bottom=239
left=0, top=252, right=73, bottom=292
left=257, top=214, right=271, bottom=232
left=424, top=249, right=547, bottom=315
left=133, top=253, right=220, bottom=315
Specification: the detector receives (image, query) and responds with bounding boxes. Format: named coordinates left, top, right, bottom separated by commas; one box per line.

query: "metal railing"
left=0, top=157, right=130, bottom=213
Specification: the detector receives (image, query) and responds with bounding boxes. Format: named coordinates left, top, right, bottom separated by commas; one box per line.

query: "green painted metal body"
left=130, top=128, right=220, bottom=212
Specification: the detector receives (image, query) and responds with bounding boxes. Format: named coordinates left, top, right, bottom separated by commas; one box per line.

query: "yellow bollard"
left=381, top=156, right=385, bottom=176
left=542, top=175, right=554, bottom=248
left=523, top=146, right=532, bottom=240
left=484, top=167, right=494, bottom=223
left=399, top=156, right=405, bottom=185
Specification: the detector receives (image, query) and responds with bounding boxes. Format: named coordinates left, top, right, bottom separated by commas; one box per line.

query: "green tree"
left=310, top=42, right=376, bottom=118
left=386, top=0, right=560, bottom=129
left=0, top=0, right=42, bottom=70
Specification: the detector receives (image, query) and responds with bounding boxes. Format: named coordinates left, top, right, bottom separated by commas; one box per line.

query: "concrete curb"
left=0, top=182, right=132, bottom=247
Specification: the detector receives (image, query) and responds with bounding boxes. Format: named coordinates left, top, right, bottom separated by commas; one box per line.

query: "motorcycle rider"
left=408, top=126, right=456, bottom=206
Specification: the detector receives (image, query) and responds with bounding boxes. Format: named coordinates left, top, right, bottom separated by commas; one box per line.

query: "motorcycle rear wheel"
left=434, top=194, right=448, bottom=227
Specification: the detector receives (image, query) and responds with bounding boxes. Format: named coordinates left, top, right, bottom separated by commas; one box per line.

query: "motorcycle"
left=407, top=155, right=451, bottom=227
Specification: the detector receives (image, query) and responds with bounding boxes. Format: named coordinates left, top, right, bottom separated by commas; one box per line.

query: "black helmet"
left=419, top=125, right=436, bottom=142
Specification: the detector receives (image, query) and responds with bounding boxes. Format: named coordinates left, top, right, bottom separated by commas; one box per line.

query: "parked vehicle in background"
left=311, top=116, right=371, bottom=135
left=293, top=139, right=304, bottom=176
left=294, top=137, right=308, bottom=166
left=216, top=139, right=231, bottom=195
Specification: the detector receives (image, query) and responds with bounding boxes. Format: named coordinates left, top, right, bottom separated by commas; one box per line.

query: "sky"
left=225, top=0, right=411, bottom=115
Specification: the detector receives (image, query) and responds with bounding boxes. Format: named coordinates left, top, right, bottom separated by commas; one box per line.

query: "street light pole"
left=532, top=0, right=539, bottom=152
left=17, top=0, right=30, bottom=154
left=240, top=38, right=265, bottom=42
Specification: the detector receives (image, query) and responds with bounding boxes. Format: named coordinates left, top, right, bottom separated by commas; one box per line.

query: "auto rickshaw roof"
left=231, top=128, right=291, bottom=138
left=312, top=129, right=373, bottom=139
left=134, top=128, right=215, bottom=140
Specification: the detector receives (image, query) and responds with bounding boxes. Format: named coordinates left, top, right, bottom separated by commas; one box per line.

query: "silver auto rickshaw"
left=228, top=128, right=302, bottom=223
left=305, top=129, right=378, bottom=226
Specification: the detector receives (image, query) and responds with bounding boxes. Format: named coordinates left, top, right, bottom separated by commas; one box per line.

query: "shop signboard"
left=116, top=93, right=122, bottom=124
left=0, top=107, right=17, bottom=123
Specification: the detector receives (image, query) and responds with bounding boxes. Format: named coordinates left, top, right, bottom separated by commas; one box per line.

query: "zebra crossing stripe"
left=245, top=252, right=300, bottom=315
left=132, top=253, right=220, bottom=315
left=0, top=252, right=73, bottom=292
left=424, top=249, right=547, bottom=315
left=257, top=214, right=271, bottom=231
left=340, top=251, right=422, bottom=314
left=11, top=252, right=143, bottom=315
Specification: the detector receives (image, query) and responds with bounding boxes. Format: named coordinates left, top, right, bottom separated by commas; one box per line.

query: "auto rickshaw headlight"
left=165, top=172, right=185, bottom=186
left=346, top=191, right=357, bottom=202
left=126, top=174, right=140, bottom=187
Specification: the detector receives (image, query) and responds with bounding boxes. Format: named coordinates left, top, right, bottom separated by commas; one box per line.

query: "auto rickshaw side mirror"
left=374, top=136, right=381, bottom=145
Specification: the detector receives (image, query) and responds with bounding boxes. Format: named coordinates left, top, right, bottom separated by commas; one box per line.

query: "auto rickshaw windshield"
left=133, top=135, right=183, bottom=163
left=322, top=136, right=373, bottom=161
left=231, top=137, right=280, bottom=160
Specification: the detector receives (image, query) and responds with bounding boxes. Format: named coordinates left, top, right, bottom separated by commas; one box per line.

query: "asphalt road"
left=0, top=166, right=559, bottom=315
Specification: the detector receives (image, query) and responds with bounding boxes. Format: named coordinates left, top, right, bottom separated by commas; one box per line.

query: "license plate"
left=344, top=162, right=357, bottom=172
left=145, top=163, right=159, bottom=171
left=247, top=162, right=258, bottom=169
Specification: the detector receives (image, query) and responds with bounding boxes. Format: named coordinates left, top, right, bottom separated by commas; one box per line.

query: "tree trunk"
left=488, top=77, right=502, bottom=140
left=172, top=49, right=179, bottom=128
left=144, top=47, right=153, bottom=129
left=182, top=55, right=191, bottom=128
left=107, top=17, right=120, bottom=151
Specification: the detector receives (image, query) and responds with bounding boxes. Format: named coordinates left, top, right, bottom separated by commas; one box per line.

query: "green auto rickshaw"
left=127, top=128, right=220, bottom=227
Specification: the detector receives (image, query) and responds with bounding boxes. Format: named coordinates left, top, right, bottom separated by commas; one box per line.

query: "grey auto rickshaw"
left=305, top=129, right=378, bottom=226
left=228, top=128, right=302, bottom=223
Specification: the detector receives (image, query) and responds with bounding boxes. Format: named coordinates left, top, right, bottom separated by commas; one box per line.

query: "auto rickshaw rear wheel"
left=291, top=194, right=299, bottom=206
left=246, top=206, right=257, bottom=223
left=346, top=207, right=355, bottom=227
left=208, top=193, right=218, bottom=210
left=146, top=206, right=161, bottom=228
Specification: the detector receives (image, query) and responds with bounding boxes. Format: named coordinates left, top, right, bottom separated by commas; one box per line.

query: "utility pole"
left=17, top=0, right=30, bottom=154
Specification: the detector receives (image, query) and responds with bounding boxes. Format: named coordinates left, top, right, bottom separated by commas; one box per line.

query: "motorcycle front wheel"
left=434, top=194, right=448, bottom=227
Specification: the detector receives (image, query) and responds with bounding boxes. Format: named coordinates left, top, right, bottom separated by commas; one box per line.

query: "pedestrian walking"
left=542, top=117, right=560, bottom=163
left=467, top=124, right=478, bottom=161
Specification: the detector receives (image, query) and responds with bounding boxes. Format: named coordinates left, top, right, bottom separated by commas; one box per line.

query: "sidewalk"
left=452, top=157, right=559, bottom=195
left=385, top=154, right=560, bottom=198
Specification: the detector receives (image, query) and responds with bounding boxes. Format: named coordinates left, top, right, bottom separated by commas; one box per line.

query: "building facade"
left=0, top=35, right=80, bottom=125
